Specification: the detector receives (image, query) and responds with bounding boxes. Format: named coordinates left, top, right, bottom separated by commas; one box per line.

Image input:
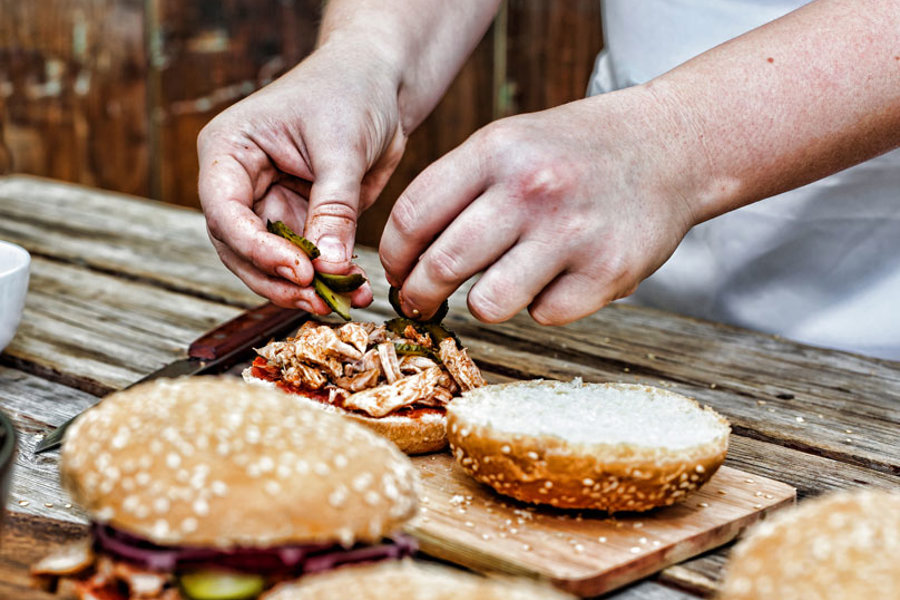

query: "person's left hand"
left=379, top=88, right=702, bottom=325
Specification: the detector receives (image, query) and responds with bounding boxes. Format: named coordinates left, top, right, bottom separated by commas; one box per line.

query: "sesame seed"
left=44, top=503, right=53, bottom=508
left=753, top=503, right=763, bottom=509
left=699, top=502, right=710, bottom=508
left=193, top=498, right=210, bottom=516
left=710, top=383, right=717, bottom=389
left=633, top=521, right=644, bottom=528
left=481, top=534, right=492, bottom=541
left=695, top=465, right=705, bottom=473
left=465, top=521, right=474, bottom=528
left=181, top=517, right=198, bottom=533
left=265, top=481, right=282, bottom=496
left=845, top=429, right=853, bottom=434
left=583, top=478, right=594, bottom=486
left=744, top=478, right=755, bottom=484
left=756, top=400, right=766, bottom=405
left=795, top=416, right=805, bottom=423
left=364, top=491, right=380, bottom=506
left=717, top=489, right=728, bottom=495
left=630, top=547, right=641, bottom=554
left=522, top=544, right=532, bottom=551
left=500, top=445, right=511, bottom=454
left=526, top=451, right=539, bottom=460
left=544, top=481, right=553, bottom=489
left=597, top=536, right=607, bottom=543
left=574, top=544, right=585, bottom=553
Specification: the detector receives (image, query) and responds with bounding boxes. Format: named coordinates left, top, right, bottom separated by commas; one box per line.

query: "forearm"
left=641, top=0, right=900, bottom=224
left=318, top=0, right=501, bottom=132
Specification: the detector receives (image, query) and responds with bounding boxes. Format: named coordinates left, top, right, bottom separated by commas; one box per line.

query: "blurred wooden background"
left=0, top=0, right=602, bottom=247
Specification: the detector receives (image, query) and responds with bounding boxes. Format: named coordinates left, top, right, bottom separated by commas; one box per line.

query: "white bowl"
left=0, top=241, right=30, bottom=354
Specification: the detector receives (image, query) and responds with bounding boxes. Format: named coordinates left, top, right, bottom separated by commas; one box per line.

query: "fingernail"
left=316, top=235, right=347, bottom=263
left=294, top=300, right=313, bottom=312
left=276, top=266, right=299, bottom=283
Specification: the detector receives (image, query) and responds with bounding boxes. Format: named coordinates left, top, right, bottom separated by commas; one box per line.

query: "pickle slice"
left=385, top=318, right=460, bottom=347
left=266, top=220, right=320, bottom=260
left=314, top=276, right=352, bottom=321
left=179, top=571, right=265, bottom=600
left=316, top=272, right=366, bottom=292
left=388, top=286, right=449, bottom=323
left=393, top=342, right=440, bottom=362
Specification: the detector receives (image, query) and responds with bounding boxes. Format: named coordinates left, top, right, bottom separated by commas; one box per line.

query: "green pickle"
left=314, top=276, right=352, bottom=321
left=316, top=272, right=366, bottom=292
left=178, top=571, right=265, bottom=600
left=393, top=341, right=440, bottom=361
left=266, top=220, right=320, bottom=259
left=267, top=219, right=358, bottom=320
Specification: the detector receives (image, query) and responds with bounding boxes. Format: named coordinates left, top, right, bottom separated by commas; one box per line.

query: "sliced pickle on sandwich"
left=179, top=571, right=265, bottom=600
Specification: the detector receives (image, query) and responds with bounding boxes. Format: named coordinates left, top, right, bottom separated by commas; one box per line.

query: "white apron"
left=591, top=0, right=900, bottom=360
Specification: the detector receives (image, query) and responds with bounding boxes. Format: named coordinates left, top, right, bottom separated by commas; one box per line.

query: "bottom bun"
left=261, top=559, right=575, bottom=600
left=242, top=368, right=447, bottom=455
left=720, top=488, right=900, bottom=600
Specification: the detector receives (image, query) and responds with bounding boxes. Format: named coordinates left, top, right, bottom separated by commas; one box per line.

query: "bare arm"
left=380, top=0, right=900, bottom=323
left=651, top=0, right=900, bottom=223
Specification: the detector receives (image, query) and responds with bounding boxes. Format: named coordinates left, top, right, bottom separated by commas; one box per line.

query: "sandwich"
left=242, top=319, right=485, bottom=454
left=720, top=487, right=900, bottom=599
left=447, top=379, right=730, bottom=512
left=32, top=377, right=419, bottom=600
left=264, top=559, right=576, bottom=600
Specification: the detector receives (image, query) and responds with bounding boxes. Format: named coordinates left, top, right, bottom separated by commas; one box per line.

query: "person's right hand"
left=197, top=40, right=407, bottom=312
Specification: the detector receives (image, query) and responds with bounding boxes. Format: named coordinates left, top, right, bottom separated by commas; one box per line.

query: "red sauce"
left=250, top=357, right=445, bottom=420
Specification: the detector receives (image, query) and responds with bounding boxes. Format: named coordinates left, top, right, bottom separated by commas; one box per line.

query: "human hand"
left=379, top=88, right=702, bottom=325
left=198, top=41, right=406, bottom=312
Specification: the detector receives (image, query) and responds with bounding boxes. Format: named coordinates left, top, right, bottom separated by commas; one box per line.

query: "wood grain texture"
left=2, top=177, right=899, bottom=600
left=407, top=454, right=794, bottom=597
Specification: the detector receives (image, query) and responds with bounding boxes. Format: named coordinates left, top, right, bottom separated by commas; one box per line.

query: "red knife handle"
left=188, top=302, right=306, bottom=361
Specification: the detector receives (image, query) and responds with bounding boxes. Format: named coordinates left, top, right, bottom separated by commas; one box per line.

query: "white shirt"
left=590, top=0, right=900, bottom=360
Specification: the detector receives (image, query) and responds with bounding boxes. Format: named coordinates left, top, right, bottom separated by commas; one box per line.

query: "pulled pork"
left=255, top=321, right=484, bottom=417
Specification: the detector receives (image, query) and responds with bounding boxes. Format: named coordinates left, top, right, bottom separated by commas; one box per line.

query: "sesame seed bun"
left=60, top=377, right=418, bottom=548
left=261, top=559, right=575, bottom=600
left=242, top=367, right=447, bottom=455
left=720, top=488, right=900, bottom=600
left=447, top=380, right=730, bottom=512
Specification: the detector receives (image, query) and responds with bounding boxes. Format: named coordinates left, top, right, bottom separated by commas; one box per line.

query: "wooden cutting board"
left=406, top=453, right=795, bottom=597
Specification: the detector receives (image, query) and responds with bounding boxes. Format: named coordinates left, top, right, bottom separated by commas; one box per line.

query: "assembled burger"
left=33, top=377, right=419, bottom=600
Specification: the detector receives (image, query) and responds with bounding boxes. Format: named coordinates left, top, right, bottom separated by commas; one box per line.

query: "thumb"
left=304, top=161, right=363, bottom=271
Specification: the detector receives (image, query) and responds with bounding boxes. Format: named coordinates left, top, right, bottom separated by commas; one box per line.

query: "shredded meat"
left=377, top=342, right=403, bottom=384
left=439, top=337, right=485, bottom=391
left=337, top=322, right=369, bottom=355
left=402, top=324, right=432, bottom=348
left=343, top=366, right=447, bottom=417
left=254, top=321, right=484, bottom=418
left=398, top=355, right=439, bottom=375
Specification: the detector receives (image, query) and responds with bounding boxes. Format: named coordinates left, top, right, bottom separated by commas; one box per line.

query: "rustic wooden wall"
left=0, top=0, right=603, bottom=246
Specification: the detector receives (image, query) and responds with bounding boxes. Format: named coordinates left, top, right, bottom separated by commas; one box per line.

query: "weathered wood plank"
left=4, top=256, right=240, bottom=393
left=1, top=367, right=88, bottom=525
left=0, top=175, right=261, bottom=306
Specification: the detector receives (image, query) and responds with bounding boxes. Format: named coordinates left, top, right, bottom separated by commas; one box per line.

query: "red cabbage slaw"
left=92, top=523, right=417, bottom=574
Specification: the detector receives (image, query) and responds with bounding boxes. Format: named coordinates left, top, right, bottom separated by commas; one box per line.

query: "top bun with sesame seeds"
left=447, top=379, right=730, bottom=512
left=719, top=488, right=900, bottom=600
left=60, top=376, right=419, bottom=549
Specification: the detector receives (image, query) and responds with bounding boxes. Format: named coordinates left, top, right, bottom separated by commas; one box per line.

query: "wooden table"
left=1, top=175, right=897, bottom=599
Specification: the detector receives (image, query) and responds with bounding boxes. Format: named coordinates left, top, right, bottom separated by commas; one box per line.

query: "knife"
left=34, top=302, right=309, bottom=454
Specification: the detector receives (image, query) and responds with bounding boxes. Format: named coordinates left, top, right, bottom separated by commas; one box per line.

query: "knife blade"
left=34, top=302, right=309, bottom=454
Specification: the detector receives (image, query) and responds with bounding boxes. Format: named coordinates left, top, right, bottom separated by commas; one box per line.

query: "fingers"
left=527, top=270, right=627, bottom=326
left=199, top=153, right=316, bottom=287
left=465, top=239, right=568, bottom=323
left=209, top=234, right=329, bottom=313
left=396, top=187, right=522, bottom=320
left=303, top=157, right=365, bottom=271
left=380, top=140, right=489, bottom=287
